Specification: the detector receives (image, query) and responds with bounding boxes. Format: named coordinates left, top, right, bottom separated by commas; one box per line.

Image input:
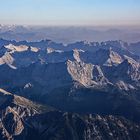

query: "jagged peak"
left=29, top=46, right=39, bottom=52
left=120, top=57, right=139, bottom=70
left=4, top=44, right=40, bottom=53
left=47, top=47, right=63, bottom=54
left=123, top=55, right=139, bottom=66
left=73, top=49, right=81, bottom=62
left=4, top=44, right=29, bottom=52
left=108, top=48, right=123, bottom=64
left=95, top=48, right=123, bottom=66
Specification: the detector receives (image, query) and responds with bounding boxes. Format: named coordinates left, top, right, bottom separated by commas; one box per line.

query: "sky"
left=0, top=0, right=140, bottom=26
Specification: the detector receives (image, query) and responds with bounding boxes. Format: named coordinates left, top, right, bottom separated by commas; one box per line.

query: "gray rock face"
left=67, top=60, right=108, bottom=87
left=0, top=88, right=53, bottom=140
left=67, top=60, right=94, bottom=86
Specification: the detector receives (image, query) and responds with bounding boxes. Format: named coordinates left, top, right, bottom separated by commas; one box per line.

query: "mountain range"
left=0, top=38, right=140, bottom=140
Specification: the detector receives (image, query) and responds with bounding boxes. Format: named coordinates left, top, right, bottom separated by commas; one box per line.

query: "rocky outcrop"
left=0, top=88, right=53, bottom=140
left=67, top=60, right=109, bottom=87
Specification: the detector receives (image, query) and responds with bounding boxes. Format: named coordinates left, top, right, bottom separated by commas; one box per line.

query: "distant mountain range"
left=0, top=38, right=140, bottom=140
left=0, top=25, right=140, bottom=43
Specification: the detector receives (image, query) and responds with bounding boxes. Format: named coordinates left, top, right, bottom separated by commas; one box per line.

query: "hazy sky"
left=0, top=0, right=140, bottom=26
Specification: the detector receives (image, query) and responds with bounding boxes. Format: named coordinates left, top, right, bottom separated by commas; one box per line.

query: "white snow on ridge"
left=5, top=44, right=29, bottom=52
left=4, top=44, right=39, bottom=53
left=30, top=46, right=39, bottom=52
